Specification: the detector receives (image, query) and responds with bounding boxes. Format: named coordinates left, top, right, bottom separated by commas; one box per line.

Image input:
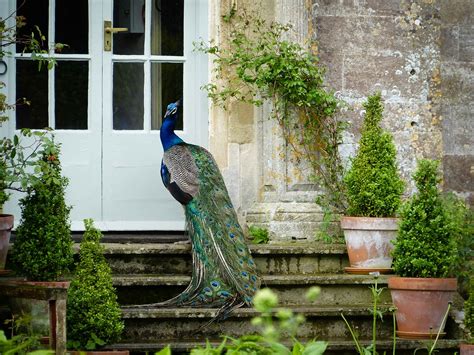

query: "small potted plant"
left=341, top=93, right=404, bottom=274
left=0, top=130, right=53, bottom=275
left=10, top=136, right=74, bottom=284
left=389, top=159, right=458, bottom=339
left=66, top=219, right=126, bottom=354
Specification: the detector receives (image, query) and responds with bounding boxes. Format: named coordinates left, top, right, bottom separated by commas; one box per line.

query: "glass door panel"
left=113, top=63, right=144, bottom=130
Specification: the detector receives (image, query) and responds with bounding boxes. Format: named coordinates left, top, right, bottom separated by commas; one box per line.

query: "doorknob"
left=104, top=20, right=128, bottom=51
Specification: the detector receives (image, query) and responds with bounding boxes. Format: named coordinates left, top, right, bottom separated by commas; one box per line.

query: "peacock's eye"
left=170, top=107, right=177, bottom=115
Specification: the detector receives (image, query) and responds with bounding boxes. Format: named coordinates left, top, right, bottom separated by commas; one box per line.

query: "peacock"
left=144, top=99, right=261, bottom=316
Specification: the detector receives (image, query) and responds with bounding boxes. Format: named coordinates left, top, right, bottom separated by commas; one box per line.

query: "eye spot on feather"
left=245, top=296, right=252, bottom=303
left=211, top=281, right=220, bottom=288
left=229, top=233, right=235, bottom=239
left=241, top=271, right=248, bottom=278
left=251, top=275, right=257, bottom=282
left=218, top=290, right=231, bottom=298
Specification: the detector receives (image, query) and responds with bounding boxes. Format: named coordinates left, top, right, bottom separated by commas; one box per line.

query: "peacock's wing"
left=161, top=144, right=199, bottom=205
left=157, top=143, right=260, bottom=310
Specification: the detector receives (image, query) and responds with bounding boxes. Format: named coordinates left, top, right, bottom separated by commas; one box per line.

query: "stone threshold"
left=112, top=274, right=391, bottom=286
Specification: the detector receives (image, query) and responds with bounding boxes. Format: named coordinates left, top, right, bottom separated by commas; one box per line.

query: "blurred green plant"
left=1, top=315, right=54, bottom=355
left=189, top=287, right=327, bottom=355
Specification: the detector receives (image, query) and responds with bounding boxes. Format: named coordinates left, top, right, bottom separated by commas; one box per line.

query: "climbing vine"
left=195, top=7, right=348, bottom=218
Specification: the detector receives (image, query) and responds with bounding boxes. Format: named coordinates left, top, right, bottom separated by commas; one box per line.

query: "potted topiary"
left=0, top=130, right=54, bottom=275
left=10, top=136, right=74, bottom=284
left=341, top=93, right=404, bottom=274
left=389, top=159, right=458, bottom=339
left=66, top=219, right=126, bottom=355
left=6, top=137, right=73, bottom=346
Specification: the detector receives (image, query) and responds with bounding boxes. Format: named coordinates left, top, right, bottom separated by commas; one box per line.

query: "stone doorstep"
left=112, top=274, right=391, bottom=287
left=121, top=304, right=393, bottom=319
left=113, top=274, right=394, bottom=306
left=98, top=242, right=348, bottom=255
left=107, top=339, right=461, bottom=354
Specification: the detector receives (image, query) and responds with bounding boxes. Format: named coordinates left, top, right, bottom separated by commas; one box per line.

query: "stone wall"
left=439, top=0, right=474, bottom=206
left=209, top=0, right=473, bottom=240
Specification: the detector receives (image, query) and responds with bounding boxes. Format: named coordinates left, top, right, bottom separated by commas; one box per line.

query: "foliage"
left=248, top=225, right=270, bottom=244
left=465, top=280, right=474, bottom=343
left=0, top=129, right=54, bottom=211
left=0, top=11, right=64, bottom=212
left=442, top=192, right=474, bottom=299
left=343, top=93, right=404, bottom=217
left=189, top=287, right=327, bottom=355
left=392, top=160, right=457, bottom=278
left=11, top=138, right=73, bottom=280
left=67, top=218, right=124, bottom=350
left=341, top=273, right=396, bottom=355
left=1, top=315, right=54, bottom=355
left=195, top=7, right=347, bottom=217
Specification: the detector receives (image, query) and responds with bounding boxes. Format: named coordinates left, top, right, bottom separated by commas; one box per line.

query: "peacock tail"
left=147, top=144, right=260, bottom=313
left=136, top=99, right=261, bottom=317
left=179, top=144, right=260, bottom=307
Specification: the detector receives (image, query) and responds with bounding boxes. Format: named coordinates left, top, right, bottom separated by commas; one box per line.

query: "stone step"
left=119, top=305, right=461, bottom=344
left=113, top=274, right=393, bottom=306
left=109, top=339, right=461, bottom=355
left=101, top=242, right=350, bottom=275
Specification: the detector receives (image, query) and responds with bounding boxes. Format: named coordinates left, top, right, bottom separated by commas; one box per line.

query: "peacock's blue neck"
left=160, top=117, right=184, bottom=151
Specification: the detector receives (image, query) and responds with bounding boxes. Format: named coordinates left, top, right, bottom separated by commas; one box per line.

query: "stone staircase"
left=98, top=242, right=463, bottom=354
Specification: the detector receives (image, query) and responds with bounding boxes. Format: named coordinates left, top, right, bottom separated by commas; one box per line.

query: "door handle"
left=104, top=20, right=128, bottom=51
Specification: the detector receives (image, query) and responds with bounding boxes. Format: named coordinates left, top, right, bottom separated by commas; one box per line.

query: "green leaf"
left=155, top=345, right=172, bottom=355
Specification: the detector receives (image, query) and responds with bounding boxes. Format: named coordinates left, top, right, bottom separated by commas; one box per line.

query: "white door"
left=1, top=0, right=208, bottom=231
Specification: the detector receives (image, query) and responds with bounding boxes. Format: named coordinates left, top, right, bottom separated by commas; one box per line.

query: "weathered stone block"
left=459, top=25, right=474, bottom=62
left=343, top=54, right=411, bottom=96
left=315, top=16, right=407, bottom=56
left=443, top=154, right=474, bottom=192
left=440, top=26, right=459, bottom=61
left=441, top=63, right=474, bottom=105
left=440, top=0, right=474, bottom=25
left=442, top=105, right=474, bottom=155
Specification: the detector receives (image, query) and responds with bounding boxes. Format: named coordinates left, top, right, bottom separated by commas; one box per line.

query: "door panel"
left=2, top=0, right=208, bottom=231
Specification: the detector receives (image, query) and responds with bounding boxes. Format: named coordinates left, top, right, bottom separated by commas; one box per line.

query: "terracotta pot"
left=341, top=216, right=398, bottom=274
left=0, top=214, right=14, bottom=273
left=388, top=277, right=457, bottom=339
left=460, top=343, right=474, bottom=355
left=67, top=351, right=130, bottom=355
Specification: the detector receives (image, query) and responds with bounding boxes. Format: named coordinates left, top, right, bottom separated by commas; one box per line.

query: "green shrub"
left=392, top=159, right=457, bottom=278
left=67, top=219, right=124, bottom=350
left=11, top=139, right=73, bottom=281
left=248, top=226, right=270, bottom=244
left=442, top=192, right=474, bottom=298
left=344, top=93, right=404, bottom=217
left=466, top=280, right=474, bottom=343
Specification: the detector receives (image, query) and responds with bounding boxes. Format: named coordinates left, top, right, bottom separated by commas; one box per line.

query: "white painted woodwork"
left=1, top=0, right=209, bottom=231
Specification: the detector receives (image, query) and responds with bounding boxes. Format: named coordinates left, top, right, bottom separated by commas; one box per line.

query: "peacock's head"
left=164, top=99, right=182, bottom=120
